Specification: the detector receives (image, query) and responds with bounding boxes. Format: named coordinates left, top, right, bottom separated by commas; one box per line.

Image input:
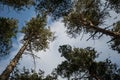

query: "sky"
left=0, top=4, right=120, bottom=80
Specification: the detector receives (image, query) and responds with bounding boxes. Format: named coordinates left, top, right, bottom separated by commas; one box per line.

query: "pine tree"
left=36, top=0, right=120, bottom=52
left=55, top=45, right=120, bottom=80
left=0, top=0, right=120, bottom=79
left=0, top=15, right=53, bottom=80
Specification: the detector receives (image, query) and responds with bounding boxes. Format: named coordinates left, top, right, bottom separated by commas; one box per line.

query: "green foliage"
left=63, top=0, right=108, bottom=37
left=55, top=45, right=120, bottom=80
left=10, top=67, right=57, bottom=80
left=21, top=14, right=53, bottom=51
left=110, top=21, right=120, bottom=53
left=62, top=0, right=120, bottom=53
left=35, top=0, right=72, bottom=20
left=74, top=0, right=104, bottom=25
left=0, top=17, right=18, bottom=56
left=0, top=0, right=120, bottom=79
left=113, top=21, right=120, bottom=33
left=0, top=0, right=35, bottom=10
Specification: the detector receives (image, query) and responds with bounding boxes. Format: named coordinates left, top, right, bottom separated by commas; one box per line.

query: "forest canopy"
left=0, top=0, right=120, bottom=80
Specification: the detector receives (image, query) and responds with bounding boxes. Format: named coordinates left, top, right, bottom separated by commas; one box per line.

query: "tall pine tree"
left=0, top=15, right=53, bottom=80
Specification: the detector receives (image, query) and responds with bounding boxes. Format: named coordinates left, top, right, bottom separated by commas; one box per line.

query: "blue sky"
left=0, top=4, right=120, bottom=80
left=0, top=6, right=36, bottom=29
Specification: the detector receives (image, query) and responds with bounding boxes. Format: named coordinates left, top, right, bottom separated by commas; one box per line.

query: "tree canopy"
left=55, top=45, right=120, bottom=80
left=21, top=14, right=53, bottom=51
left=0, top=17, right=18, bottom=56
left=0, top=0, right=120, bottom=80
left=62, top=0, right=120, bottom=53
left=35, top=0, right=72, bottom=20
left=0, top=0, right=35, bottom=10
left=35, top=0, right=120, bottom=52
left=0, top=14, right=54, bottom=80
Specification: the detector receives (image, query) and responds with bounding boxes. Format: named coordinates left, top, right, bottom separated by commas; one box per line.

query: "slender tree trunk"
left=0, top=39, right=30, bottom=80
left=81, top=17, right=120, bottom=38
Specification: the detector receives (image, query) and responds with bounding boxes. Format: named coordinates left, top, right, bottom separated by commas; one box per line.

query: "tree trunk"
left=81, top=18, right=120, bottom=38
left=0, top=39, right=30, bottom=80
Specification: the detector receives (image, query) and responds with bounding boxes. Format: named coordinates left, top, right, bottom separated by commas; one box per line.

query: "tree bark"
left=0, top=39, right=30, bottom=80
left=81, top=18, right=120, bottom=38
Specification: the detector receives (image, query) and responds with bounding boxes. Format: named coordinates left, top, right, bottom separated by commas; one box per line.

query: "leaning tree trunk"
left=88, top=21, right=120, bottom=38
left=0, top=39, right=30, bottom=80
left=81, top=17, right=120, bottom=38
